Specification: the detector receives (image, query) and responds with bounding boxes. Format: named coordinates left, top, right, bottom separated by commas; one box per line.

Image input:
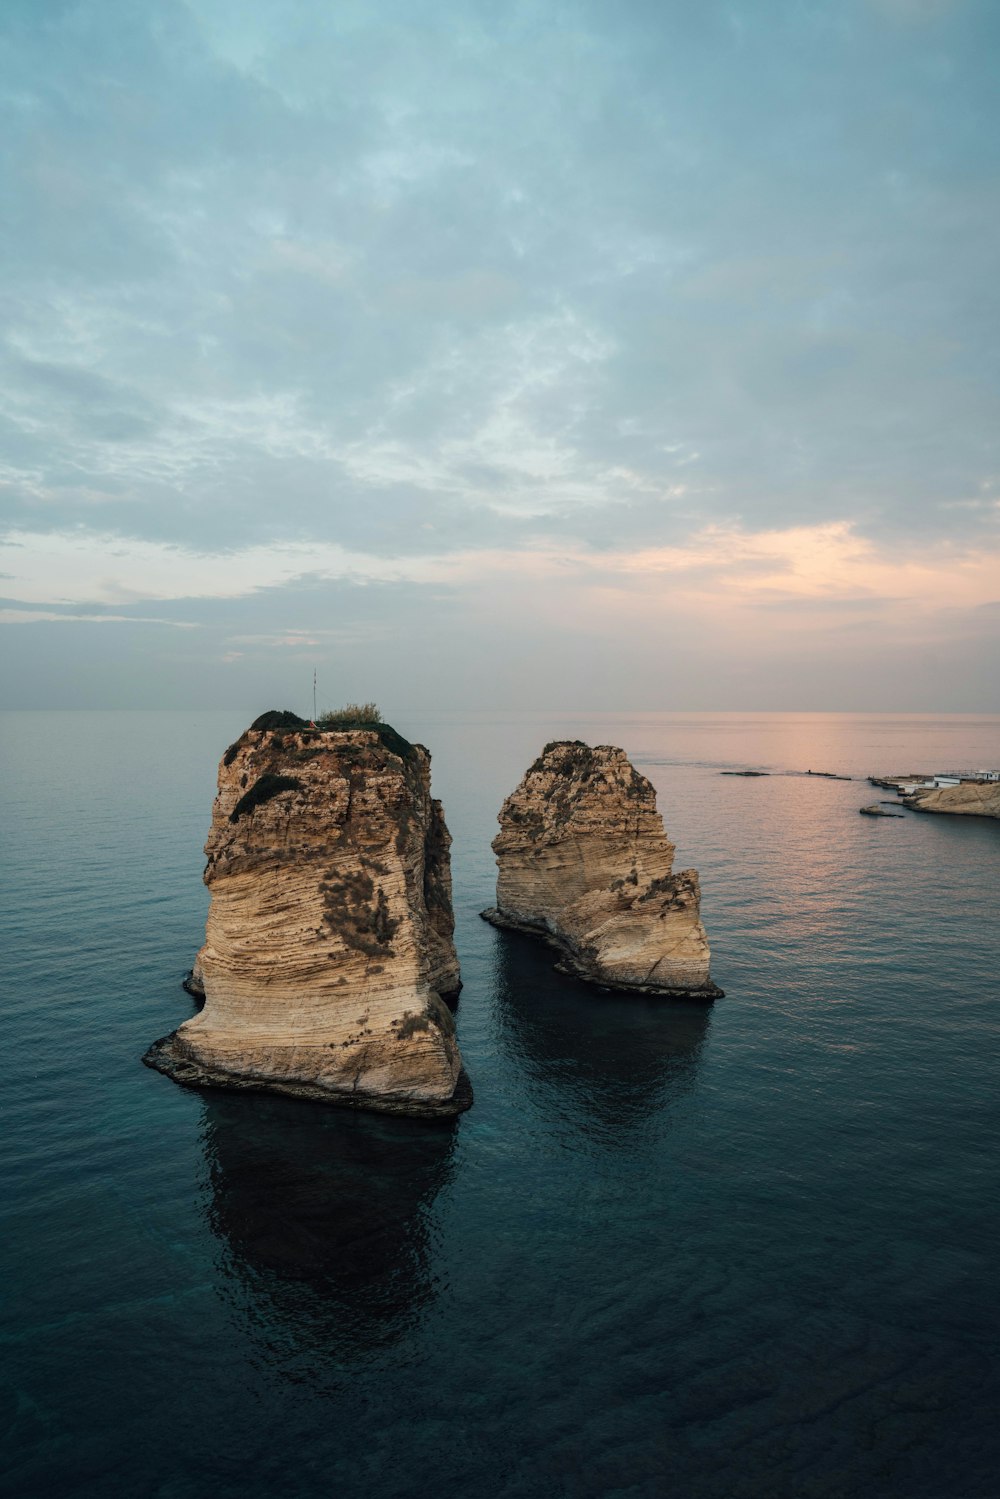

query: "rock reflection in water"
left=199, top=1091, right=457, bottom=1366
left=491, top=927, right=711, bottom=1137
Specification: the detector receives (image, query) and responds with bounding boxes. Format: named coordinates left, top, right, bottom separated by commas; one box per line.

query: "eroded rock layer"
left=482, top=741, right=721, bottom=999
left=144, top=713, right=470, bottom=1116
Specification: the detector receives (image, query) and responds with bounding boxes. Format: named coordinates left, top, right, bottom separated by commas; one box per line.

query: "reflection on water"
left=200, top=1092, right=456, bottom=1366
left=491, top=927, right=711, bottom=1139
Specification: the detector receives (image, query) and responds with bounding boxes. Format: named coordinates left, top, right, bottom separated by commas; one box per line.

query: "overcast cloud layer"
left=1, top=0, right=998, bottom=711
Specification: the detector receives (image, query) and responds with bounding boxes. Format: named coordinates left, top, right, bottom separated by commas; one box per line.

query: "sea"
left=2, top=710, right=999, bottom=1499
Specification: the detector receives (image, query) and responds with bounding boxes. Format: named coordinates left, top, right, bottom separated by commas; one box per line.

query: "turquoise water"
left=2, top=711, right=999, bottom=1498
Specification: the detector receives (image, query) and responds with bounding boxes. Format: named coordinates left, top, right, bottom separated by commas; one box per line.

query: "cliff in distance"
left=909, top=781, right=1000, bottom=819
left=144, top=710, right=471, bottom=1117
left=482, top=741, right=722, bottom=999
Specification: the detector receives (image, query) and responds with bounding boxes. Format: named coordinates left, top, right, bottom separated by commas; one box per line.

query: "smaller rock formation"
left=482, top=741, right=722, bottom=999
left=144, top=709, right=471, bottom=1117
left=860, top=804, right=904, bottom=818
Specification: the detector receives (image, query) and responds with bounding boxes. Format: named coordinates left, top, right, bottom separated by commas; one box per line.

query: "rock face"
left=482, top=741, right=722, bottom=999
left=908, top=782, right=1000, bottom=820
left=144, top=712, right=470, bottom=1117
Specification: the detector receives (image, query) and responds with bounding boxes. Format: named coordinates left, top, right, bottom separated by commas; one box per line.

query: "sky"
left=1, top=0, right=998, bottom=712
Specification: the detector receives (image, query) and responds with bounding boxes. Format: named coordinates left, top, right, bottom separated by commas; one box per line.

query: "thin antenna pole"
left=313, top=668, right=317, bottom=722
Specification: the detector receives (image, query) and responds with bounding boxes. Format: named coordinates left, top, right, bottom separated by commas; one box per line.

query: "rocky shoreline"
left=868, top=773, right=1000, bottom=821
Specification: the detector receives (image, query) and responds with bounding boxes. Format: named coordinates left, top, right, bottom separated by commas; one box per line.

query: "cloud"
left=0, top=528, right=439, bottom=607
left=6, top=515, right=993, bottom=644
left=0, top=608, right=197, bottom=626
left=0, top=0, right=997, bottom=706
left=869, top=0, right=965, bottom=23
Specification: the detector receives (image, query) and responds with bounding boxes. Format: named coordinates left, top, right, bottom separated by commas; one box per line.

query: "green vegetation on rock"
left=316, top=702, right=383, bottom=726
left=232, top=704, right=415, bottom=764
left=317, top=703, right=415, bottom=762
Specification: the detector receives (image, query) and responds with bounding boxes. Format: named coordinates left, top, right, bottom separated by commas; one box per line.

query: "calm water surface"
left=2, top=711, right=999, bottom=1498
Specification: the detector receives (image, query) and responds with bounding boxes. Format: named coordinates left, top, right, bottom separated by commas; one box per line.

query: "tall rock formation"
left=482, top=741, right=721, bottom=999
left=144, top=711, right=471, bottom=1117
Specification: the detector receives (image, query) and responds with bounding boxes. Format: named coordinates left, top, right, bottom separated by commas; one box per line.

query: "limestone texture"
left=482, top=741, right=722, bottom=999
left=144, top=712, right=470, bottom=1116
left=907, top=782, right=1000, bottom=820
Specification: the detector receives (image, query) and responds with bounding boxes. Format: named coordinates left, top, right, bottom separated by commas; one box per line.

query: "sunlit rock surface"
left=144, top=711, right=470, bottom=1116
left=482, top=740, right=722, bottom=999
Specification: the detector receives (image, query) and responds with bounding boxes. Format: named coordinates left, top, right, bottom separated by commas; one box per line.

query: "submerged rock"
left=481, top=741, right=722, bottom=999
left=144, top=712, right=470, bottom=1117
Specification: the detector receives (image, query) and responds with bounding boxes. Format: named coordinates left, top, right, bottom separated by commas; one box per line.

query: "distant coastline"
left=869, top=771, right=1000, bottom=821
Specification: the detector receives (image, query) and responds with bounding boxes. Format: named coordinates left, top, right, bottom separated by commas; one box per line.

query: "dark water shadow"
left=491, top=927, right=712, bottom=1142
left=199, top=1091, right=457, bottom=1370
